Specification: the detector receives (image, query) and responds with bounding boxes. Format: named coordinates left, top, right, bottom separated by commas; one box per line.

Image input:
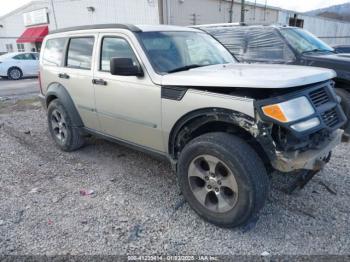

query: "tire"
left=7, top=67, right=23, bottom=80
left=47, top=99, right=85, bottom=152
left=177, top=132, right=269, bottom=228
left=336, top=88, right=350, bottom=134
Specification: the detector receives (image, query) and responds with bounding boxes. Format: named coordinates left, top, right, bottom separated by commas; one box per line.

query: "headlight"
left=262, top=96, right=315, bottom=123
left=291, top=117, right=320, bottom=132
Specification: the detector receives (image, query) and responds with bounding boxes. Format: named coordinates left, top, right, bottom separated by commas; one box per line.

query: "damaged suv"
left=39, top=24, right=346, bottom=228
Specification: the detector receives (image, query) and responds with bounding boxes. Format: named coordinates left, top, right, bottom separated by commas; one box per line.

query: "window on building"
left=289, top=17, right=304, bottom=28
left=42, top=38, right=66, bottom=66
left=17, top=43, right=25, bottom=52
left=100, top=37, right=137, bottom=72
left=5, top=44, right=13, bottom=53
left=67, top=37, right=94, bottom=70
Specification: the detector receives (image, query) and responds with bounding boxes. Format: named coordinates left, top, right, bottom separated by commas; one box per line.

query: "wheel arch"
left=334, top=78, right=350, bottom=92
left=168, top=108, right=271, bottom=167
left=45, top=82, right=84, bottom=127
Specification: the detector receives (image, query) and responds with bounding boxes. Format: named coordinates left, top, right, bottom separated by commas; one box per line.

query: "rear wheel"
left=177, top=132, right=269, bottom=228
left=47, top=99, right=85, bottom=151
left=7, top=67, right=22, bottom=80
left=336, top=88, right=350, bottom=134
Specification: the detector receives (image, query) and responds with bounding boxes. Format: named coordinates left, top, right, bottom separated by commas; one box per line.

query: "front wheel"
left=177, top=132, right=269, bottom=228
left=336, top=88, right=350, bottom=135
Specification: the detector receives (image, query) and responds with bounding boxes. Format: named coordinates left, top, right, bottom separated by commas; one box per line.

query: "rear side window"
left=202, top=26, right=249, bottom=61
left=42, top=38, right=66, bottom=66
left=66, top=37, right=94, bottom=70
left=245, top=28, right=295, bottom=63
left=13, top=53, right=35, bottom=60
left=204, top=26, right=295, bottom=63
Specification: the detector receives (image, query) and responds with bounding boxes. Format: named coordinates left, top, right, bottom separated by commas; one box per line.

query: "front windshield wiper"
left=302, top=48, right=334, bottom=54
left=167, top=64, right=205, bottom=74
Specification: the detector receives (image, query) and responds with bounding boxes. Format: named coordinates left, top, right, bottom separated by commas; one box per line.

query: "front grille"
left=307, top=82, right=345, bottom=131
left=321, top=108, right=340, bottom=128
left=309, top=88, right=329, bottom=107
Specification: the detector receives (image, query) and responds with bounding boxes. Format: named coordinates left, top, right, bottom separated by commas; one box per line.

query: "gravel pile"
left=0, top=98, right=349, bottom=255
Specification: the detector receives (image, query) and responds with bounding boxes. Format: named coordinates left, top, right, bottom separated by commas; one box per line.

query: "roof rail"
left=49, top=24, right=142, bottom=34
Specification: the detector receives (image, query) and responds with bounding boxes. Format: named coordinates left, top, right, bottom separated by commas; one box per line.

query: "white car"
left=0, top=52, right=39, bottom=80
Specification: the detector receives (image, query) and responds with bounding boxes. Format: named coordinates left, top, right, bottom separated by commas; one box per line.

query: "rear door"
left=59, top=35, right=100, bottom=130
left=41, top=35, right=100, bottom=130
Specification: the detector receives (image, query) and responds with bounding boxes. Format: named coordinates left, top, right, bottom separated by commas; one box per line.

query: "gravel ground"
left=0, top=98, right=349, bottom=256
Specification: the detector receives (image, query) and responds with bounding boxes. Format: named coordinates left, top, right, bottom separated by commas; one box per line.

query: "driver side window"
left=100, top=37, right=138, bottom=72
left=185, top=38, right=221, bottom=65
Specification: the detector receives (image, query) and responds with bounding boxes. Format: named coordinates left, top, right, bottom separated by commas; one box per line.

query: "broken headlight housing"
left=262, top=96, right=314, bottom=123
left=261, top=96, right=320, bottom=132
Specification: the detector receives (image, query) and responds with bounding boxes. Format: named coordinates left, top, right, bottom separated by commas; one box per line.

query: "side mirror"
left=110, top=58, right=144, bottom=77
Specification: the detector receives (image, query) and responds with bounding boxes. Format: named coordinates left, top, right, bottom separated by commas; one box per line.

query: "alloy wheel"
left=10, top=68, right=21, bottom=80
left=188, top=154, right=239, bottom=213
left=51, top=109, right=68, bottom=144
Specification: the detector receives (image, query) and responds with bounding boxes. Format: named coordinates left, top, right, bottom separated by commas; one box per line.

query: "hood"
left=304, top=53, right=350, bottom=64
left=303, top=53, right=350, bottom=81
left=161, top=63, right=336, bottom=89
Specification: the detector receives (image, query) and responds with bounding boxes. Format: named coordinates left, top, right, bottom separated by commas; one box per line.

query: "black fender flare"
left=45, top=83, right=84, bottom=127
left=168, top=108, right=275, bottom=161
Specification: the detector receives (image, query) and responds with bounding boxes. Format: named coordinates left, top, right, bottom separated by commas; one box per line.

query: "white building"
left=0, top=0, right=350, bottom=54
left=0, top=0, right=161, bottom=53
left=162, top=0, right=350, bottom=45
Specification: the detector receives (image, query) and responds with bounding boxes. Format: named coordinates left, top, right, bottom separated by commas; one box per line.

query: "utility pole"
left=229, top=0, right=234, bottom=23
left=190, top=13, right=198, bottom=25
left=50, top=0, right=58, bottom=29
left=240, top=0, right=245, bottom=24
left=253, top=0, right=256, bottom=21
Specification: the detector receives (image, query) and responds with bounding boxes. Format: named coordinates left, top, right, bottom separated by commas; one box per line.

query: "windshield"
left=137, top=31, right=236, bottom=74
left=280, top=28, right=334, bottom=54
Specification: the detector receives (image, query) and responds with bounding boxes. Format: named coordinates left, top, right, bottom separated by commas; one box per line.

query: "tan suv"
left=39, top=24, right=346, bottom=228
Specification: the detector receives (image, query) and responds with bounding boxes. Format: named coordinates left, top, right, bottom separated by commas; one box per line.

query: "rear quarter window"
left=42, top=38, right=66, bottom=66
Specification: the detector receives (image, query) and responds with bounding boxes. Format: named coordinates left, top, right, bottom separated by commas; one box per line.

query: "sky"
left=0, top=0, right=350, bottom=17
left=254, top=0, right=350, bottom=12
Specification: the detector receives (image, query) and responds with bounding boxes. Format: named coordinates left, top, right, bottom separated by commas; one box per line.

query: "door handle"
left=92, top=79, right=107, bottom=86
left=58, top=73, right=70, bottom=79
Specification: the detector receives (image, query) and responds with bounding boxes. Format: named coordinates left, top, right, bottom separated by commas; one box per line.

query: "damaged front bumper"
left=271, top=129, right=343, bottom=172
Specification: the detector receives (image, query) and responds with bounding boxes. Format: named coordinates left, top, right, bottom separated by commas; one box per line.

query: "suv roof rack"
left=49, top=24, right=142, bottom=34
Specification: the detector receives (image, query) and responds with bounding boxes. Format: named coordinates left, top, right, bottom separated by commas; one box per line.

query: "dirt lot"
left=0, top=98, right=349, bottom=256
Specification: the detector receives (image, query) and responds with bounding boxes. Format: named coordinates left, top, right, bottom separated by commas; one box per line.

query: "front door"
left=93, top=34, right=163, bottom=152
